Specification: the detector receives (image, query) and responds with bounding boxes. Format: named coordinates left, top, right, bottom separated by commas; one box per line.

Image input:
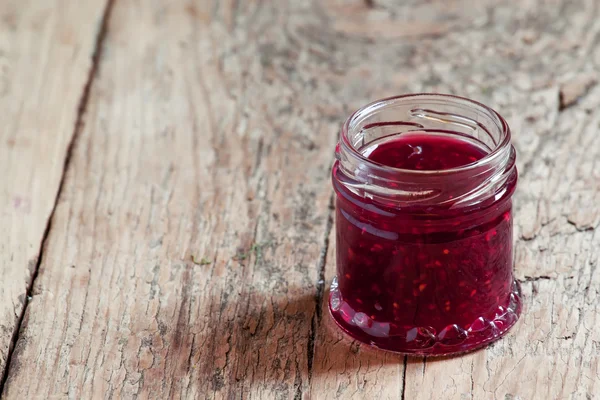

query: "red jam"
left=365, top=134, right=487, bottom=170
left=330, top=131, right=521, bottom=355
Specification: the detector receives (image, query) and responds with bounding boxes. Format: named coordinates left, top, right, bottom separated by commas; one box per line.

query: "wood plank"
left=2, top=0, right=341, bottom=398
left=311, top=0, right=600, bottom=399
left=0, top=0, right=109, bottom=383
left=5, top=0, right=600, bottom=398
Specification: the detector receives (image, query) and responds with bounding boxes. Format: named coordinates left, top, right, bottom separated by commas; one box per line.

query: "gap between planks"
left=307, top=192, right=335, bottom=383
left=0, top=0, right=117, bottom=394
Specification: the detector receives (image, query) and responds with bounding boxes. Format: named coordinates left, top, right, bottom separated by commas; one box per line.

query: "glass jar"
left=329, top=94, right=521, bottom=355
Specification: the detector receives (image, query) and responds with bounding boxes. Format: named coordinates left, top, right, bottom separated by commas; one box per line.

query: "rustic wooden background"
left=0, top=0, right=599, bottom=398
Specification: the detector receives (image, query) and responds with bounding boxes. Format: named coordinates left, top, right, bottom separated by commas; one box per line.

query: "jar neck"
left=334, top=94, right=517, bottom=211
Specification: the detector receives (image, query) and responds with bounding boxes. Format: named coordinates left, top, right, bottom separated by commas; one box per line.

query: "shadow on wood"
left=190, top=286, right=406, bottom=397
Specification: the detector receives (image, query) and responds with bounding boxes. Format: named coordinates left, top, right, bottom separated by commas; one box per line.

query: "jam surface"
left=330, top=132, right=521, bottom=355
left=364, top=133, right=487, bottom=170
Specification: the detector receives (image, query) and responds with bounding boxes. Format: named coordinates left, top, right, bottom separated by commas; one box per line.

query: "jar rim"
left=340, top=93, right=512, bottom=176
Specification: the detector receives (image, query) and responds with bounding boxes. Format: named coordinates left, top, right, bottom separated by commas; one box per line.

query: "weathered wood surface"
left=2, top=0, right=336, bottom=398
left=2, top=0, right=600, bottom=399
left=0, top=0, right=108, bottom=388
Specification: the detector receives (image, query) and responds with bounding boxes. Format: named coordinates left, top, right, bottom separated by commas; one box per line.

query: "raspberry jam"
left=330, top=95, right=521, bottom=355
left=365, top=134, right=487, bottom=170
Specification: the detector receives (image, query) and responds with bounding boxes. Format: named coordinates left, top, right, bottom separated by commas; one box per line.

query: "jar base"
left=328, top=277, right=522, bottom=356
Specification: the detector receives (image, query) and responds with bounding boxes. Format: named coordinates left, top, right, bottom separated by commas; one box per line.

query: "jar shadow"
left=191, top=285, right=410, bottom=395
left=190, top=284, right=500, bottom=396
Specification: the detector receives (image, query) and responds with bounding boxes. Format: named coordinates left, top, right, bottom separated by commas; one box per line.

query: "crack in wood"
left=0, top=0, right=116, bottom=394
left=400, top=356, right=407, bottom=400
left=518, top=275, right=554, bottom=282
left=307, top=192, right=335, bottom=383
left=470, top=360, right=475, bottom=398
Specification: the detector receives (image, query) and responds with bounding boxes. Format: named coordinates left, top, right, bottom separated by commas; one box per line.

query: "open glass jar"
left=330, top=94, right=521, bottom=355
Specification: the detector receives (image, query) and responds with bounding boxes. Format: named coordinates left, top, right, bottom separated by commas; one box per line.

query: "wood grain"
left=2, top=0, right=339, bottom=398
left=0, top=0, right=108, bottom=385
left=3, top=0, right=600, bottom=398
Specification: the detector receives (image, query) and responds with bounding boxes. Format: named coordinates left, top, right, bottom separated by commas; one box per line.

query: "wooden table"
left=1, top=0, right=598, bottom=398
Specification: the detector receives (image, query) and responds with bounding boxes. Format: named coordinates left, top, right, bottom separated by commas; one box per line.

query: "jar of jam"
left=330, top=94, right=521, bottom=355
